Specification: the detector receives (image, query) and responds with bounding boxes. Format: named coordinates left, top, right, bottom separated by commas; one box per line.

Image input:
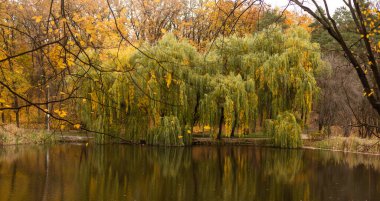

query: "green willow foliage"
left=265, top=112, right=303, bottom=148
left=148, top=116, right=191, bottom=146
left=74, top=26, right=324, bottom=147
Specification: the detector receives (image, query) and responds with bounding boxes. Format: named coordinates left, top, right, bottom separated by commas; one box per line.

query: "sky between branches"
left=266, top=0, right=346, bottom=14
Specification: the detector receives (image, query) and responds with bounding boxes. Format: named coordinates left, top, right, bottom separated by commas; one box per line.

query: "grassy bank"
left=304, top=136, right=380, bottom=154
left=2, top=124, right=380, bottom=156
left=0, top=124, right=56, bottom=145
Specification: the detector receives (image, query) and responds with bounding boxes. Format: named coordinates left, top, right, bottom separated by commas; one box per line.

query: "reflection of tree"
left=148, top=148, right=189, bottom=177
left=42, top=147, right=49, bottom=201
left=263, top=149, right=303, bottom=184
left=313, top=150, right=380, bottom=171
left=7, top=163, right=17, bottom=201
left=1, top=145, right=380, bottom=201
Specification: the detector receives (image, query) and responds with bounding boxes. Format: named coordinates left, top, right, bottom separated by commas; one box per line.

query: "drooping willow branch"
left=0, top=79, right=131, bottom=142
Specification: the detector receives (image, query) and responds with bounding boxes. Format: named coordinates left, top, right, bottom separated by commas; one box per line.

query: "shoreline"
left=2, top=141, right=380, bottom=156
left=302, top=146, right=380, bottom=156
left=2, top=131, right=380, bottom=156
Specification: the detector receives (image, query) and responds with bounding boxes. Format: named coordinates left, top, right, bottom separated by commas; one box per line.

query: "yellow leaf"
left=178, top=135, right=183, bottom=139
left=59, top=111, right=67, bottom=118
left=67, top=58, right=75, bottom=67
left=161, top=28, right=167, bottom=34
left=68, top=40, right=75, bottom=46
left=204, top=125, right=211, bottom=131
left=60, top=125, right=65, bottom=130
left=187, top=130, right=191, bottom=134
left=0, top=98, right=5, bottom=103
left=165, top=72, right=172, bottom=88
left=74, top=124, right=81, bottom=129
left=54, top=109, right=67, bottom=118
left=368, top=89, right=375, bottom=97
left=32, top=15, right=43, bottom=23
left=57, top=61, right=66, bottom=69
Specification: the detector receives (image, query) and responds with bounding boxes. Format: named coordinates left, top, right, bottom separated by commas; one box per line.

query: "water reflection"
left=0, top=145, right=380, bottom=201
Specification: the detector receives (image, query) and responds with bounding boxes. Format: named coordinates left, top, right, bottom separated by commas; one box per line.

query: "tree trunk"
left=217, top=107, right=224, bottom=140
left=14, top=96, right=20, bottom=127
left=230, top=111, right=238, bottom=137
left=191, top=92, right=200, bottom=131
left=291, top=0, right=380, bottom=116
left=42, top=68, right=49, bottom=130
left=1, top=103, right=5, bottom=123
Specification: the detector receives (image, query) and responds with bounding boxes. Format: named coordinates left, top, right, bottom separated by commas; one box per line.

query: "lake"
left=0, top=144, right=379, bottom=201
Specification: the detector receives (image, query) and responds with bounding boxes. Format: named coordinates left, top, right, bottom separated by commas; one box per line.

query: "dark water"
left=0, top=144, right=380, bottom=201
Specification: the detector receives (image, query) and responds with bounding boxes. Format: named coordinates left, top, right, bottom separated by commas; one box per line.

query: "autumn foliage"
left=5, top=0, right=376, bottom=147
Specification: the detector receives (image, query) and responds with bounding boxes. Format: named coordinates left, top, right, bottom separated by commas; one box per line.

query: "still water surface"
left=0, top=144, right=380, bottom=201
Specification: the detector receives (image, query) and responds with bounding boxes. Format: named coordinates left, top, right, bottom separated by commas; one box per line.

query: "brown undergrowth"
left=0, top=124, right=55, bottom=145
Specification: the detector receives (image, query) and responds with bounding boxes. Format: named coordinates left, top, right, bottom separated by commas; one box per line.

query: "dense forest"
left=0, top=0, right=379, bottom=147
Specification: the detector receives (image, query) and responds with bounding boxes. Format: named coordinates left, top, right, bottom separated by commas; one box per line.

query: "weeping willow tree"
left=71, top=26, right=324, bottom=147
left=72, top=47, right=139, bottom=142
left=198, top=74, right=256, bottom=139
left=200, top=25, right=324, bottom=140
left=73, top=34, right=200, bottom=145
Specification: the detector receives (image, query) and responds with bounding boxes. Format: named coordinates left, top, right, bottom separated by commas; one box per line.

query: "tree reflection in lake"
left=0, top=145, right=380, bottom=201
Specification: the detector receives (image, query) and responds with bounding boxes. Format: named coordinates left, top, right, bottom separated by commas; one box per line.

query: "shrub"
left=265, top=112, right=302, bottom=148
